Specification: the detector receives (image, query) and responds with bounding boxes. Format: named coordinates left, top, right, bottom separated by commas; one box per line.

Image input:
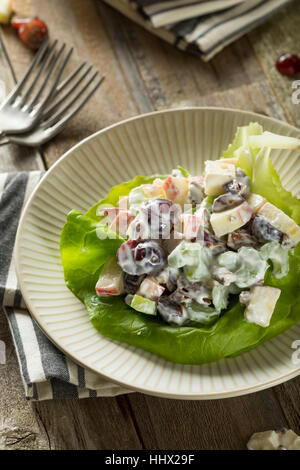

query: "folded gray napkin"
left=102, top=0, right=293, bottom=61
left=0, top=171, right=130, bottom=400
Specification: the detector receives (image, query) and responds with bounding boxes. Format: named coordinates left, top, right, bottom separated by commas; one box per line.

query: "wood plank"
left=0, top=308, right=50, bottom=449
left=98, top=3, right=300, bottom=451
left=26, top=0, right=154, bottom=167
left=249, top=2, right=300, bottom=128
left=28, top=0, right=299, bottom=450
left=0, top=0, right=298, bottom=451
left=0, top=0, right=140, bottom=450
left=95, top=3, right=288, bottom=127
left=273, top=378, right=300, bottom=434
left=127, top=381, right=298, bottom=450
left=0, top=4, right=47, bottom=448
left=108, top=20, right=265, bottom=109
left=0, top=27, right=44, bottom=171
left=33, top=395, right=142, bottom=450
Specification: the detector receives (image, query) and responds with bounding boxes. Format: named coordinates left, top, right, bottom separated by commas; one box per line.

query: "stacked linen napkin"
left=102, top=0, right=294, bottom=61
left=0, top=171, right=130, bottom=400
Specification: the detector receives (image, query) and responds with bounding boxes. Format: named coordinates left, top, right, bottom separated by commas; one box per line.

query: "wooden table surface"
left=0, top=0, right=299, bottom=450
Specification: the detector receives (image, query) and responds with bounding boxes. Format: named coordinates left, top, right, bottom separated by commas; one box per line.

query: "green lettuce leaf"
left=60, top=138, right=300, bottom=364
left=223, top=122, right=263, bottom=159
left=60, top=210, right=125, bottom=300
left=85, top=244, right=300, bottom=364
left=86, top=174, right=167, bottom=221
left=223, top=122, right=263, bottom=177
left=177, top=165, right=190, bottom=177
left=252, top=147, right=300, bottom=225
left=260, top=242, right=290, bottom=279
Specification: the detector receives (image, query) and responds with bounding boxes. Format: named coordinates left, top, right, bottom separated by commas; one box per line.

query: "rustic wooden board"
left=0, top=11, right=48, bottom=450
left=249, top=2, right=300, bottom=128
left=0, top=0, right=298, bottom=450
left=0, top=0, right=141, bottom=451
left=126, top=384, right=297, bottom=450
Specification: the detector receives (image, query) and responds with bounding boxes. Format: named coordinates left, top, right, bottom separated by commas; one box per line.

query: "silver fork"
left=0, top=39, right=73, bottom=135
left=0, top=64, right=105, bottom=147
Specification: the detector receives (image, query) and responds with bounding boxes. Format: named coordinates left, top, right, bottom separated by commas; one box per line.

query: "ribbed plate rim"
left=15, top=107, right=300, bottom=399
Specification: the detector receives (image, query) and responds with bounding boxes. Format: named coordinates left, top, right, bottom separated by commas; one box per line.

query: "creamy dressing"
left=96, top=162, right=298, bottom=328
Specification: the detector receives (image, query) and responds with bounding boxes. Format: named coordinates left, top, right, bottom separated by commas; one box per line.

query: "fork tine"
left=8, top=39, right=49, bottom=101
left=55, top=61, right=86, bottom=94
left=42, top=65, right=93, bottom=119
left=45, top=77, right=104, bottom=135
left=33, top=46, right=74, bottom=111
left=26, top=42, right=66, bottom=109
left=18, top=40, right=58, bottom=107
left=27, top=43, right=71, bottom=110
left=5, top=77, right=105, bottom=147
left=44, top=70, right=99, bottom=128
left=9, top=39, right=49, bottom=100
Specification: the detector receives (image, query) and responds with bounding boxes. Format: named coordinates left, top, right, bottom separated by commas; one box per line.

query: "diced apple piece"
left=96, top=206, right=119, bottom=221
left=162, top=176, right=189, bottom=205
left=258, top=202, right=300, bottom=245
left=153, top=178, right=165, bottom=185
left=280, top=429, right=300, bottom=450
left=244, top=285, right=281, bottom=327
left=194, top=207, right=211, bottom=228
left=213, top=266, right=236, bottom=286
left=0, top=0, right=13, bottom=24
left=247, top=431, right=280, bottom=450
left=181, top=214, right=202, bottom=239
left=142, top=182, right=165, bottom=199
left=126, top=214, right=151, bottom=240
left=190, top=175, right=205, bottom=185
left=137, top=278, right=165, bottom=301
left=188, top=176, right=205, bottom=204
left=248, top=428, right=300, bottom=450
left=204, top=160, right=236, bottom=196
left=109, top=210, right=134, bottom=238
left=97, top=206, right=134, bottom=236
left=117, top=196, right=129, bottom=210
left=222, top=157, right=239, bottom=167
left=150, top=268, right=169, bottom=285
left=181, top=209, right=210, bottom=239
left=131, top=295, right=157, bottom=316
left=246, top=193, right=266, bottom=213
left=210, top=202, right=253, bottom=237
left=95, top=257, right=124, bottom=296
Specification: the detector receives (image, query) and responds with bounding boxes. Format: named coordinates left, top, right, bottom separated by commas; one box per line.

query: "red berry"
left=276, top=53, right=300, bottom=76
left=13, top=17, right=48, bottom=50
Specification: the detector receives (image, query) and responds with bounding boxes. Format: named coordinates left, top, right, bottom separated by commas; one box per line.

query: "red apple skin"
left=95, top=286, right=120, bottom=296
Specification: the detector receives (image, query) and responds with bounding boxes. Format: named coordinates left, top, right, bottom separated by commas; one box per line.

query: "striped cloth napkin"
left=0, top=171, right=130, bottom=400
left=102, top=0, right=293, bottom=61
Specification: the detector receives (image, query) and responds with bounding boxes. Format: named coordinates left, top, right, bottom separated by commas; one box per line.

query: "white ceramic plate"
left=16, top=108, right=300, bottom=399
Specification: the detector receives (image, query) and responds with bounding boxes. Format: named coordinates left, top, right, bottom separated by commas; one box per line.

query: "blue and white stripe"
left=103, top=0, right=294, bottom=61
left=0, top=171, right=130, bottom=400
